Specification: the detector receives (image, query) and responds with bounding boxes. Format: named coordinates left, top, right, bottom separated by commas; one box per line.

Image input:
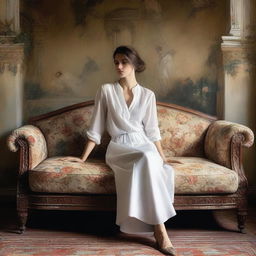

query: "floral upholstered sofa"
left=7, top=101, right=254, bottom=234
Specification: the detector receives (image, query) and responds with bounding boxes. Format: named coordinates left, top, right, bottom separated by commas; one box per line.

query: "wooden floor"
left=0, top=205, right=256, bottom=256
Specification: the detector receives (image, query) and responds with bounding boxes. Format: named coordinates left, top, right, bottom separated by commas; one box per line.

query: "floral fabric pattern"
left=32, top=104, right=212, bottom=158
left=33, top=106, right=110, bottom=158
left=29, top=156, right=238, bottom=194
left=157, top=106, right=212, bottom=157
left=170, top=157, right=238, bottom=194
left=8, top=103, right=254, bottom=196
left=29, top=156, right=116, bottom=194
left=7, top=125, right=47, bottom=169
left=205, top=120, right=254, bottom=168
left=33, top=107, right=94, bottom=157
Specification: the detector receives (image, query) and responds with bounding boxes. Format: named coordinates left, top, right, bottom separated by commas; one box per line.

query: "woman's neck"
left=118, top=77, right=138, bottom=90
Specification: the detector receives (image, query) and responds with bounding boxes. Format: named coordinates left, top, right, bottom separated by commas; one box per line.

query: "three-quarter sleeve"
left=86, top=85, right=107, bottom=145
left=142, top=92, right=162, bottom=142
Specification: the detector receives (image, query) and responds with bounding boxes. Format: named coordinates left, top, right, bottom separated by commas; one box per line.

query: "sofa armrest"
left=7, top=125, right=48, bottom=171
left=205, top=120, right=254, bottom=170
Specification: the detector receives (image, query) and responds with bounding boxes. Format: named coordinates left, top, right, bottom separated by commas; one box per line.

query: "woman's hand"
left=162, top=156, right=182, bottom=164
left=162, top=155, right=168, bottom=163
left=80, top=156, right=87, bottom=162
left=153, top=140, right=183, bottom=164
left=161, top=155, right=183, bottom=164
left=65, top=157, right=85, bottom=163
left=164, top=158, right=183, bottom=164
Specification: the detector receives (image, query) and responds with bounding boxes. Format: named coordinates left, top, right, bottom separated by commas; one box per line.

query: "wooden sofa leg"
left=237, top=209, right=247, bottom=234
left=17, top=193, right=29, bottom=234
left=17, top=209, right=28, bottom=234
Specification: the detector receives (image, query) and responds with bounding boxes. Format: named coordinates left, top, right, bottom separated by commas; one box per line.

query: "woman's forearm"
left=154, top=140, right=183, bottom=164
left=153, top=140, right=167, bottom=162
left=81, top=139, right=97, bottom=161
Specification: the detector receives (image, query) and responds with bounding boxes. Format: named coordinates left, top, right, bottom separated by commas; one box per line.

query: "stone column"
left=0, top=0, right=20, bottom=35
left=221, top=0, right=256, bottom=194
left=0, top=0, right=24, bottom=186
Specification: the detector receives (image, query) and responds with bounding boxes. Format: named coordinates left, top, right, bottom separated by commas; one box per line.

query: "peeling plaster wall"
left=2, top=0, right=256, bottom=194
left=222, top=48, right=256, bottom=187
left=20, top=0, right=228, bottom=119
left=9, top=0, right=256, bottom=189
left=0, top=65, right=23, bottom=186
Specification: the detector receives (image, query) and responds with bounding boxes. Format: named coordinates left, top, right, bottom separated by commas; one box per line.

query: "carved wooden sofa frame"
left=7, top=101, right=254, bottom=234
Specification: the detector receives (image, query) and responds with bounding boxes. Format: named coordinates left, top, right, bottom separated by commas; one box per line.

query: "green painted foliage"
left=160, top=77, right=217, bottom=115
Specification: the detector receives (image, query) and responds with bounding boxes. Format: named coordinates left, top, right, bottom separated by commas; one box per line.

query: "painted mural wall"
left=20, top=0, right=228, bottom=120
left=0, top=0, right=233, bottom=188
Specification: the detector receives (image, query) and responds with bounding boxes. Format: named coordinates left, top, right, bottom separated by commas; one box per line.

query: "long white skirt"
left=105, top=131, right=176, bottom=236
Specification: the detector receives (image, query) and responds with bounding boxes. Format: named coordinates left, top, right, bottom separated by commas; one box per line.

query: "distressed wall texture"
left=8, top=0, right=256, bottom=189
left=21, top=0, right=228, bottom=119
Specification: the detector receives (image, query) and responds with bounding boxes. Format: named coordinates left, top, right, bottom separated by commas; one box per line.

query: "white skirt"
left=105, top=131, right=176, bottom=235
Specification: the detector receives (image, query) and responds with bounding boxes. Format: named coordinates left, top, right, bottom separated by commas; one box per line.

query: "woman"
left=81, top=45, right=177, bottom=255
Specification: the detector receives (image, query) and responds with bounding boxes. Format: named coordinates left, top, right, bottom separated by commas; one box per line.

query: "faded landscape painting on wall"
left=20, top=0, right=228, bottom=119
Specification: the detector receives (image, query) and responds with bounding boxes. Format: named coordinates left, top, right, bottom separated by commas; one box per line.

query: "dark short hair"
left=113, top=45, right=146, bottom=73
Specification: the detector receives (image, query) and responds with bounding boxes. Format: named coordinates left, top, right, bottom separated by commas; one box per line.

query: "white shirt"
left=86, top=81, right=162, bottom=145
left=86, top=81, right=176, bottom=235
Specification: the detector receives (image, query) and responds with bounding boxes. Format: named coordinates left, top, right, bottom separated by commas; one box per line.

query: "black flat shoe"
left=153, top=231, right=176, bottom=255
left=156, top=241, right=176, bottom=255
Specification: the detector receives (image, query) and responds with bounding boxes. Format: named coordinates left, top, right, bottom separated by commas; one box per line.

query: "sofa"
left=7, top=100, right=254, bottom=234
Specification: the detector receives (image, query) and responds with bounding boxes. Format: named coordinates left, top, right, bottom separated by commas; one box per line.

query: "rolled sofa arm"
left=205, top=120, right=254, bottom=169
left=7, top=125, right=48, bottom=170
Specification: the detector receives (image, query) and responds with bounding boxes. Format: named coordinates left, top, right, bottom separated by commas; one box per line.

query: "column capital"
left=0, top=0, right=20, bottom=36
left=0, top=43, right=24, bottom=75
left=221, top=36, right=256, bottom=49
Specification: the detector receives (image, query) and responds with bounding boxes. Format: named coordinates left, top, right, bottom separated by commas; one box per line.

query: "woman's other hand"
left=65, top=156, right=85, bottom=163
left=164, top=158, right=183, bottom=164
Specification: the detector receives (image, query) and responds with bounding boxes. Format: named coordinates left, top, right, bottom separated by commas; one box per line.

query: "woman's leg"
left=153, top=223, right=173, bottom=248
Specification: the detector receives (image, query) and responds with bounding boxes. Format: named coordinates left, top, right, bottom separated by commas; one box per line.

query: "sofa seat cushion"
left=169, top=157, right=238, bottom=194
left=29, top=156, right=116, bottom=194
left=29, top=156, right=238, bottom=194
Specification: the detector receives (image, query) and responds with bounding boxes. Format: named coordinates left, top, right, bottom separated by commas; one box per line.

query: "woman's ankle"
left=154, top=223, right=165, bottom=232
left=154, top=224, right=173, bottom=247
left=154, top=223, right=168, bottom=235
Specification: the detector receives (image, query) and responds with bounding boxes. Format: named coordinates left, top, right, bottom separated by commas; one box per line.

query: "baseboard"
left=248, top=185, right=256, bottom=205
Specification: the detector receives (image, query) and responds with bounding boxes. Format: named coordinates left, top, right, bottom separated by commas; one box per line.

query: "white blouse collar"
left=116, top=81, right=140, bottom=92
left=115, top=81, right=140, bottom=113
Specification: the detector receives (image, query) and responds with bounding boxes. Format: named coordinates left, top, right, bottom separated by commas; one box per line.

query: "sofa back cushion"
left=157, top=105, right=212, bottom=158
left=30, top=103, right=213, bottom=158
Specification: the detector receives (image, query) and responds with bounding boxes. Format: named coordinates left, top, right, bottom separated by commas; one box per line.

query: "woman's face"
left=114, top=53, right=135, bottom=78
